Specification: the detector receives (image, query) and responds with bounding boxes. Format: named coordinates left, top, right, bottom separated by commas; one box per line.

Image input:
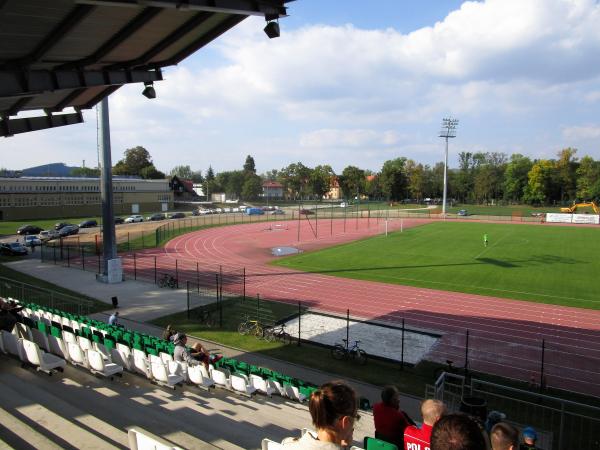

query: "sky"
left=3, top=0, right=600, bottom=175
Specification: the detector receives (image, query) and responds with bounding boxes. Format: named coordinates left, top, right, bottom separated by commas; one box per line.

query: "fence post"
left=141, top=231, right=144, bottom=248
left=128, top=232, right=130, bottom=251
left=187, top=281, right=190, bottom=319
left=401, top=318, right=405, bottom=370
left=196, top=262, right=200, bottom=293
left=256, top=293, right=260, bottom=322
left=97, top=253, right=101, bottom=274
left=81, top=246, right=85, bottom=271
left=346, top=309, right=350, bottom=350
left=67, top=245, right=70, bottom=267
left=298, top=301, right=301, bottom=346
left=540, top=338, right=546, bottom=392
left=175, top=259, right=179, bottom=289
left=243, top=267, right=246, bottom=301
left=133, top=253, right=137, bottom=280
left=53, top=245, right=56, bottom=264
left=465, top=329, right=470, bottom=376
left=154, top=256, right=157, bottom=284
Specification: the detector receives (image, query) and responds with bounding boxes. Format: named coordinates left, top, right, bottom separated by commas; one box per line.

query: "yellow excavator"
left=560, top=201, right=600, bottom=214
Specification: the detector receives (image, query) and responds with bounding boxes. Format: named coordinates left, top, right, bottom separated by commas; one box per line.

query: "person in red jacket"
left=373, top=385, right=414, bottom=448
left=404, top=399, right=446, bottom=450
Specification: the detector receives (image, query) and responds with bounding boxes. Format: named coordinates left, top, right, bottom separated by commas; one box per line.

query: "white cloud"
left=300, top=129, right=402, bottom=148
left=562, top=124, right=600, bottom=140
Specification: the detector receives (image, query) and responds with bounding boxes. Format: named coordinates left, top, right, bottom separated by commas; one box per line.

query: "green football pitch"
left=272, top=221, right=600, bottom=310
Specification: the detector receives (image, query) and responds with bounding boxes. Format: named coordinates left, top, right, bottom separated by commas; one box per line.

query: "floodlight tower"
left=439, top=117, right=459, bottom=215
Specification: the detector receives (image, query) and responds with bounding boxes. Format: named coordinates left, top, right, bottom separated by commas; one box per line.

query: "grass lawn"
left=272, top=221, right=599, bottom=310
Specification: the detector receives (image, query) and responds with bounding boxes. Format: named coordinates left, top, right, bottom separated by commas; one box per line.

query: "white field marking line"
left=473, top=229, right=513, bottom=259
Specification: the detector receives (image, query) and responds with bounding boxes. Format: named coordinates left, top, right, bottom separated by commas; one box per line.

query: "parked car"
left=114, top=217, right=125, bottom=224
left=124, top=215, right=144, bottom=223
left=339, top=202, right=348, bottom=208
left=147, top=213, right=165, bottom=221
left=300, top=209, right=315, bottom=215
left=17, top=224, right=43, bottom=235
left=78, top=219, right=98, bottom=228
left=0, top=242, right=28, bottom=256
left=271, top=209, right=285, bottom=215
left=38, top=230, right=60, bottom=242
left=54, top=222, right=70, bottom=230
left=58, top=225, right=79, bottom=237
left=169, top=212, right=185, bottom=219
left=457, top=209, right=469, bottom=216
left=245, top=207, right=264, bottom=216
left=24, top=235, right=42, bottom=247
left=191, top=210, right=200, bottom=216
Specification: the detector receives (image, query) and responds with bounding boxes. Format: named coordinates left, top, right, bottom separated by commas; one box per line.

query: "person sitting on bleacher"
left=404, top=399, right=446, bottom=450
left=490, top=422, right=519, bottom=450
left=519, top=427, right=539, bottom=450
left=0, top=298, right=23, bottom=332
left=173, top=333, right=209, bottom=370
left=162, top=324, right=176, bottom=342
left=373, top=385, right=414, bottom=448
left=282, top=381, right=359, bottom=449
left=430, top=413, right=487, bottom=450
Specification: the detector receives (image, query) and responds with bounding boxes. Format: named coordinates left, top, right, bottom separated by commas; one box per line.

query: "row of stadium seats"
left=5, top=298, right=319, bottom=401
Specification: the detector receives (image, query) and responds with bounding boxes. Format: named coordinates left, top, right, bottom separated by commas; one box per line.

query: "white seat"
left=61, top=317, right=71, bottom=328
left=283, top=384, right=306, bottom=402
left=21, top=339, right=66, bottom=374
left=292, top=385, right=307, bottom=402
left=13, top=322, right=33, bottom=341
left=1, top=330, right=21, bottom=358
left=270, top=379, right=286, bottom=396
left=231, top=373, right=257, bottom=397
left=67, top=342, right=89, bottom=369
left=250, top=374, right=277, bottom=397
left=94, top=341, right=112, bottom=361
left=48, top=335, right=69, bottom=361
left=132, top=348, right=152, bottom=379
left=210, top=368, right=231, bottom=389
left=77, top=336, right=94, bottom=352
left=62, top=330, right=77, bottom=345
left=150, top=360, right=183, bottom=389
left=188, top=364, right=215, bottom=390
left=88, top=349, right=123, bottom=378
left=31, top=328, right=50, bottom=352
left=160, top=352, right=174, bottom=365
left=111, top=343, right=133, bottom=371
left=261, top=438, right=284, bottom=450
left=0, top=331, right=5, bottom=354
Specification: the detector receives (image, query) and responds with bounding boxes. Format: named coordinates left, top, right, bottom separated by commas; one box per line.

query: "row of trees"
left=91, top=146, right=600, bottom=205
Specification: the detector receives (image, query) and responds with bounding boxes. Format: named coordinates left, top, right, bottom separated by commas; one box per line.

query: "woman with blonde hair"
left=283, top=381, right=359, bottom=449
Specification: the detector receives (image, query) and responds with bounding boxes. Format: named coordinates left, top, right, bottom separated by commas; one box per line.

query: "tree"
left=113, top=146, right=153, bottom=176
left=71, top=167, right=100, bottom=177
left=454, top=152, right=475, bottom=203
left=556, top=148, right=578, bottom=203
left=311, top=165, right=335, bottom=200
left=241, top=174, right=263, bottom=200
left=170, top=165, right=194, bottom=179
left=503, top=154, right=532, bottom=203
left=191, top=170, right=204, bottom=184
left=279, top=162, right=311, bottom=199
left=379, top=158, right=407, bottom=201
left=365, top=174, right=383, bottom=199
left=407, top=161, right=426, bottom=202
left=576, top=156, right=600, bottom=201
left=339, top=166, right=366, bottom=199
left=216, top=170, right=245, bottom=199
left=204, top=166, right=216, bottom=200
left=243, top=155, right=256, bottom=174
left=139, top=164, right=165, bottom=179
left=523, top=160, right=558, bottom=205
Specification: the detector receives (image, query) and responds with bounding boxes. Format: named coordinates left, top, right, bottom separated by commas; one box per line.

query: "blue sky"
left=4, top=0, right=600, bottom=175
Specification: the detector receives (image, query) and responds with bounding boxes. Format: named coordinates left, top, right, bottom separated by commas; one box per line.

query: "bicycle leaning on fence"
left=157, top=273, right=177, bottom=289
left=331, top=339, right=367, bottom=365
left=238, top=314, right=264, bottom=337
left=262, top=323, right=292, bottom=344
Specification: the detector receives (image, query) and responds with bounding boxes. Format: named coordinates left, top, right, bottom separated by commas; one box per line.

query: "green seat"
left=364, top=437, right=398, bottom=450
left=50, top=326, right=62, bottom=338
left=146, top=347, right=158, bottom=356
left=37, top=321, right=48, bottom=334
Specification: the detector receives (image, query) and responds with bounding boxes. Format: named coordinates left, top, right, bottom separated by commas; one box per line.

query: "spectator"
left=430, top=413, right=487, bottom=450
left=373, top=385, right=413, bottom=448
left=173, top=333, right=209, bottom=369
left=108, top=311, right=119, bottom=326
left=282, top=381, right=358, bottom=449
left=490, top=423, right=518, bottom=450
left=0, top=298, right=23, bottom=332
left=162, top=324, right=176, bottom=341
left=404, top=399, right=446, bottom=450
left=519, top=427, right=538, bottom=450
left=485, top=411, right=506, bottom=434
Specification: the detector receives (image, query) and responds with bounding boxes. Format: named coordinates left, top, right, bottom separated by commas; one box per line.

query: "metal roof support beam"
left=59, top=7, right=163, bottom=70
left=0, top=68, right=163, bottom=98
left=0, top=112, right=84, bottom=137
left=81, top=86, right=121, bottom=110
left=75, top=0, right=288, bottom=18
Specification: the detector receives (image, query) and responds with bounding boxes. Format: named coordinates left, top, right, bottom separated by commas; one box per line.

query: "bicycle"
left=263, top=323, right=292, bottom=344
left=238, top=315, right=264, bottom=337
left=157, top=274, right=177, bottom=289
left=331, top=339, right=367, bottom=365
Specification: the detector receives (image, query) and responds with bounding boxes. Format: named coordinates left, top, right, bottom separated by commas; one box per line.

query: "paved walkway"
left=3, top=258, right=424, bottom=418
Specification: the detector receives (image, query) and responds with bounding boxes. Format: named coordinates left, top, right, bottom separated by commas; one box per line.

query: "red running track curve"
left=125, top=218, right=600, bottom=398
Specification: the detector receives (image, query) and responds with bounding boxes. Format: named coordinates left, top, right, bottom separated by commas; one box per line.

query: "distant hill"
left=21, top=163, right=79, bottom=177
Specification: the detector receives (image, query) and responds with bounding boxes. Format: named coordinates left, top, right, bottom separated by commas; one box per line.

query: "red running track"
left=125, top=218, right=600, bottom=397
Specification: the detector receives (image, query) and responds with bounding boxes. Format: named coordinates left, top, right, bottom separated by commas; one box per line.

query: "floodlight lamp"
left=142, top=81, right=156, bottom=99
left=264, top=20, right=280, bottom=39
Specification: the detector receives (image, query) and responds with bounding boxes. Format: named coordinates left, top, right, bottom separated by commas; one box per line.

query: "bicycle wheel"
left=280, top=331, right=292, bottom=344
left=331, top=344, right=346, bottom=360
left=354, top=349, right=367, bottom=365
left=253, top=324, right=264, bottom=338
left=263, top=327, right=275, bottom=342
left=238, top=322, right=249, bottom=335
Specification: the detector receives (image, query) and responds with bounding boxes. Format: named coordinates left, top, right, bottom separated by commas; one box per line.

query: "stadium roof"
left=0, top=0, right=291, bottom=137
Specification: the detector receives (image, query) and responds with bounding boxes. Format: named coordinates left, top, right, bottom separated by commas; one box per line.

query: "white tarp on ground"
left=546, top=213, right=599, bottom=224
left=284, top=313, right=439, bottom=365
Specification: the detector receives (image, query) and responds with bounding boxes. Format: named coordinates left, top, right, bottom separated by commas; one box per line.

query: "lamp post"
left=439, top=118, right=459, bottom=215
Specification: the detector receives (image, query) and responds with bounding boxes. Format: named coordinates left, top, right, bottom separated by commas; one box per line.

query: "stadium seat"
left=188, top=364, right=215, bottom=390
left=150, top=360, right=183, bottom=389
left=211, top=368, right=231, bottom=389
left=133, top=348, right=152, bottom=379
left=31, top=327, right=50, bottom=352
left=250, top=374, right=277, bottom=397
left=1, top=330, right=21, bottom=358
left=0, top=331, right=5, bottom=354
left=67, top=342, right=89, bottom=370
left=21, top=339, right=66, bottom=375
left=269, top=378, right=286, bottom=397
left=231, top=373, right=257, bottom=397
left=14, top=322, right=33, bottom=341
left=127, top=426, right=184, bottom=450
left=111, top=343, right=133, bottom=372
left=284, top=384, right=306, bottom=402
left=88, top=349, right=123, bottom=379
left=364, top=437, right=398, bottom=450
left=261, top=438, right=284, bottom=450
